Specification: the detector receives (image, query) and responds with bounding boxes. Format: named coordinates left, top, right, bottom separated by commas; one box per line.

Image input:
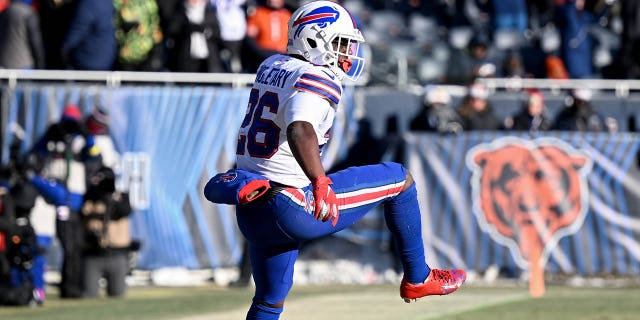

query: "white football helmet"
left=287, top=0, right=366, bottom=81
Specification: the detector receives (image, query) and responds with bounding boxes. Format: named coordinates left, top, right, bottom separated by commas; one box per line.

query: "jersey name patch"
left=255, top=65, right=295, bottom=88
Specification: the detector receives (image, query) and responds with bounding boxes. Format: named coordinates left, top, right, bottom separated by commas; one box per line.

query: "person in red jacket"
left=243, top=0, right=291, bottom=72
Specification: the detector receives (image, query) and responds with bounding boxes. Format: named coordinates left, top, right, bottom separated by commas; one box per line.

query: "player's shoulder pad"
left=293, top=67, right=343, bottom=105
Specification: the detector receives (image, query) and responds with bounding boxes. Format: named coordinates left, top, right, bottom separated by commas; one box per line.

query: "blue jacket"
left=62, top=0, right=116, bottom=70
left=31, top=176, right=84, bottom=211
left=554, top=1, right=610, bottom=78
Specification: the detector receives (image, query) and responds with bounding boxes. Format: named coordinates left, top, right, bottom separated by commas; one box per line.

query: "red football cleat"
left=400, top=269, right=466, bottom=303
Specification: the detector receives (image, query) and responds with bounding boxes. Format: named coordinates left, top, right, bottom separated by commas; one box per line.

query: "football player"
left=232, top=1, right=466, bottom=318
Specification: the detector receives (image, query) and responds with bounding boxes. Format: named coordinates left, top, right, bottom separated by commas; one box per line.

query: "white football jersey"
left=236, top=54, right=343, bottom=188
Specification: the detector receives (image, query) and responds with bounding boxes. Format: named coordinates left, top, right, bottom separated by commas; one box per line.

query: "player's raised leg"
left=322, top=162, right=466, bottom=301
left=384, top=170, right=466, bottom=302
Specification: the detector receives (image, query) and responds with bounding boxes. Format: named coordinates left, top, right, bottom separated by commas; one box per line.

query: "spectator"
left=457, top=83, right=502, bottom=130
left=27, top=196, right=55, bottom=305
left=0, top=0, right=45, bottom=69
left=500, top=49, right=526, bottom=78
left=467, top=34, right=500, bottom=79
left=545, top=54, right=569, bottom=79
left=460, top=0, right=491, bottom=33
left=503, top=89, right=552, bottom=131
left=488, top=0, right=528, bottom=33
left=435, top=0, right=470, bottom=29
left=166, top=0, right=223, bottom=73
left=552, top=88, right=614, bottom=132
left=392, top=0, right=448, bottom=25
left=37, top=0, right=75, bottom=69
left=243, top=0, right=291, bottom=72
left=156, top=0, right=179, bottom=61
left=212, top=0, right=247, bottom=73
left=80, top=165, right=132, bottom=298
left=31, top=105, right=100, bottom=193
left=553, top=0, right=612, bottom=78
left=409, top=85, right=463, bottom=133
left=84, top=99, right=123, bottom=190
left=113, top=0, right=164, bottom=71
left=518, top=36, right=548, bottom=78
left=617, top=0, right=640, bottom=79
left=61, top=0, right=116, bottom=70
left=85, top=104, right=117, bottom=166
left=446, top=33, right=498, bottom=85
left=526, top=0, right=556, bottom=29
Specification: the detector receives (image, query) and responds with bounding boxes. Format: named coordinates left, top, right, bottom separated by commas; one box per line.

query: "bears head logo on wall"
left=466, top=137, right=592, bottom=269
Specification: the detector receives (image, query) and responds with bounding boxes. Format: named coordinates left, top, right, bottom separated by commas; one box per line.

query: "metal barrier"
left=0, top=69, right=257, bottom=88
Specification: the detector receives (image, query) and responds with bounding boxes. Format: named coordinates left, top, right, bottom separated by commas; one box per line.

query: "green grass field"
left=1, top=284, right=639, bottom=320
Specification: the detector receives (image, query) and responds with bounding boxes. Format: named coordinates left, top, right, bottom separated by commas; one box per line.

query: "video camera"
left=1, top=131, right=41, bottom=215
left=1, top=137, right=38, bottom=268
left=0, top=130, right=41, bottom=305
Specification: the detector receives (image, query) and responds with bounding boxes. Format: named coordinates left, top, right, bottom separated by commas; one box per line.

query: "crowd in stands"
left=356, top=0, right=640, bottom=85
left=0, top=0, right=295, bottom=73
left=1, top=0, right=639, bottom=84
left=409, top=83, right=618, bottom=134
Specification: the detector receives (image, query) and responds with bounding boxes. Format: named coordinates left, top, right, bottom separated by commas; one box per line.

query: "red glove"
left=311, top=176, right=339, bottom=226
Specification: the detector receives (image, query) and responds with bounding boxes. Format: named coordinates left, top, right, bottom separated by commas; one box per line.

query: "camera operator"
left=0, top=144, right=40, bottom=306
left=31, top=164, right=133, bottom=298
left=29, top=105, right=100, bottom=299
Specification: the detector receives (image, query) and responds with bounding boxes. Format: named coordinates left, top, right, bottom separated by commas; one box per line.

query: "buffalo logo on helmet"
left=292, top=6, right=340, bottom=38
left=466, top=137, right=592, bottom=269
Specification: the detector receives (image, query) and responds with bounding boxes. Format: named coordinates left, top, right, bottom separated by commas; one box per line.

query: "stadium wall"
left=1, top=79, right=639, bottom=277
